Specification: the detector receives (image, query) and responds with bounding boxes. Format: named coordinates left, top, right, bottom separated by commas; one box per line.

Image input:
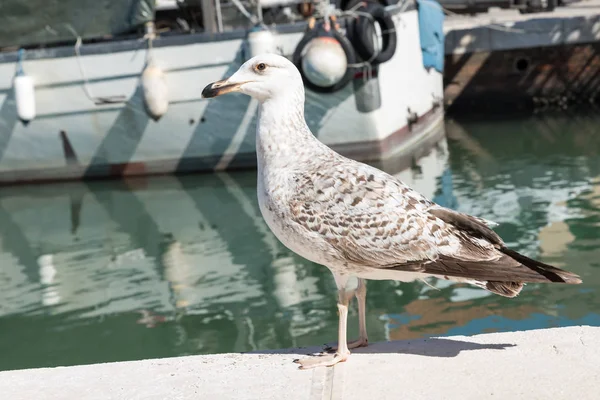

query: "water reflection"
left=0, top=113, right=599, bottom=371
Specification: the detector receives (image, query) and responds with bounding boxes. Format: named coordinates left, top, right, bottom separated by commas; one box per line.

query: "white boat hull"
left=0, top=9, right=443, bottom=184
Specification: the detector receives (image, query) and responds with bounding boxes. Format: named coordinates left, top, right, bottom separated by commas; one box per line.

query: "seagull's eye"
left=255, top=63, right=267, bottom=72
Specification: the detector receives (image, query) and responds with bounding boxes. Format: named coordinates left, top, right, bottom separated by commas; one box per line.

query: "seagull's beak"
left=201, top=78, right=246, bottom=98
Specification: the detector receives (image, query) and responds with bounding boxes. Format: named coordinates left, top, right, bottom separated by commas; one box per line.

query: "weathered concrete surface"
left=0, top=326, right=598, bottom=400
left=445, top=1, right=600, bottom=54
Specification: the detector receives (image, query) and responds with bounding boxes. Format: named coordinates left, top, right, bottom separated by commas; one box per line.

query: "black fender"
left=349, top=1, right=397, bottom=65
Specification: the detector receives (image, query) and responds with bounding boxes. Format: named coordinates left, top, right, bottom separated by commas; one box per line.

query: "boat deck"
left=445, top=0, right=600, bottom=54
left=443, top=0, right=600, bottom=113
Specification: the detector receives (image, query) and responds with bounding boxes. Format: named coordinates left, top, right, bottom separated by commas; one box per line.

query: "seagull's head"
left=202, top=54, right=303, bottom=103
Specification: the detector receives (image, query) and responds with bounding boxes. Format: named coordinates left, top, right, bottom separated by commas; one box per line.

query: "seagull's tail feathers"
left=478, top=248, right=581, bottom=298
left=499, top=247, right=582, bottom=285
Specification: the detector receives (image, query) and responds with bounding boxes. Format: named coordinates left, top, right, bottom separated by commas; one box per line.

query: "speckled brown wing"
left=288, top=160, right=500, bottom=268
left=286, top=155, right=580, bottom=295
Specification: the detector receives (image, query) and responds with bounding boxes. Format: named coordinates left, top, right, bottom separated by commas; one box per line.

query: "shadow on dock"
left=249, top=338, right=516, bottom=358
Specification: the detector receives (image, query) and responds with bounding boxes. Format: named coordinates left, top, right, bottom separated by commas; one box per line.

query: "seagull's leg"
left=325, top=278, right=368, bottom=351
left=294, top=275, right=353, bottom=369
left=353, top=278, right=369, bottom=347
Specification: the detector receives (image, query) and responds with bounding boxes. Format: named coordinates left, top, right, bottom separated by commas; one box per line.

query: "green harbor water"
left=1, top=113, right=599, bottom=371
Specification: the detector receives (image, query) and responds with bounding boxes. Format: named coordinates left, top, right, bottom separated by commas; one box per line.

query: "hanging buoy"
left=141, top=57, right=169, bottom=121
left=247, top=27, right=276, bottom=58
left=14, top=49, right=36, bottom=124
left=302, top=37, right=347, bottom=87
left=292, top=21, right=356, bottom=93
left=14, top=75, right=36, bottom=124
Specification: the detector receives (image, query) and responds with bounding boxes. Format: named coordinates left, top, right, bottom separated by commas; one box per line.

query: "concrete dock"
left=443, top=0, right=600, bottom=112
left=0, top=326, right=598, bottom=399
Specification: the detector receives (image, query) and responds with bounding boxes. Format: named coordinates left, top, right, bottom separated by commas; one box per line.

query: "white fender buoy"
left=14, top=74, right=36, bottom=124
left=301, top=37, right=347, bottom=87
left=14, top=50, right=36, bottom=124
left=247, top=27, right=276, bottom=58
left=141, top=58, right=169, bottom=121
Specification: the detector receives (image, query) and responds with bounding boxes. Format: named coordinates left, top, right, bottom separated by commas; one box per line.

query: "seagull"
left=202, top=54, right=582, bottom=369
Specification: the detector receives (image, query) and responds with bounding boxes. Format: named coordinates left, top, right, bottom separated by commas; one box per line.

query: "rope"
left=230, top=0, right=259, bottom=24
left=15, top=48, right=25, bottom=75
left=65, top=25, right=127, bottom=105
left=215, top=0, right=225, bottom=32
left=144, top=21, right=156, bottom=64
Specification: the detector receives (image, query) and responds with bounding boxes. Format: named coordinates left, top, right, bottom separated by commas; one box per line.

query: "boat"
left=0, top=0, right=445, bottom=184
left=442, top=0, right=595, bottom=114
